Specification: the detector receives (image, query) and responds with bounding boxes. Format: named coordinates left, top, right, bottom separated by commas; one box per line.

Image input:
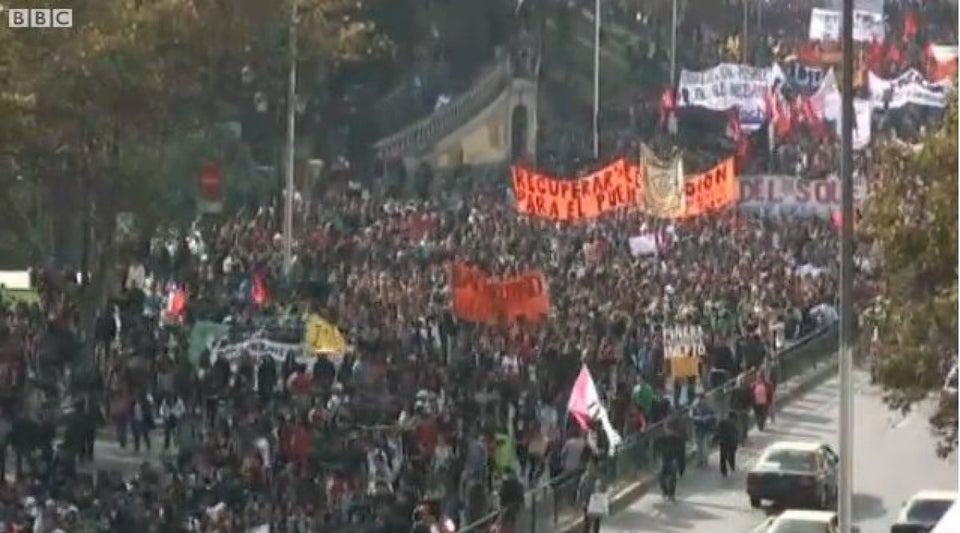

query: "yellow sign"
left=304, top=314, right=347, bottom=354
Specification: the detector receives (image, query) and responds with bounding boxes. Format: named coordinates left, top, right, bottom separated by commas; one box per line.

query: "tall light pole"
left=282, top=0, right=299, bottom=278
left=742, top=0, right=749, bottom=61
left=592, top=0, right=601, bottom=159
left=838, top=0, right=856, bottom=531
left=669, top=0, right=678, bottom=86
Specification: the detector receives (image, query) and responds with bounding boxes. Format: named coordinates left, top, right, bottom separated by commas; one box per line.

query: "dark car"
left=891, top=490, right=956, bottom=533
left=747, top=441, right=839, bottom=510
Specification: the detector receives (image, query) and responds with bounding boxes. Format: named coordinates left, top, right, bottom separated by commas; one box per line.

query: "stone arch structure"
left=426, top=78, right=539, bottom=170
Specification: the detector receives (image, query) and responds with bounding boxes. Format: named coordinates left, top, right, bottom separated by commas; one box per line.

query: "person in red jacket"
left=751, top=373, right=774, bottom=431
left=659, top=87, right=675, bottom=130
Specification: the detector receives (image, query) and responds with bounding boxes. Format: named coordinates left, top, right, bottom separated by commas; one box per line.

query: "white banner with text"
left=808, top=8, right=885, bottom=43
left=678, top=63, right=777, bottom=129
left=738, top=175, right=865, bottom=218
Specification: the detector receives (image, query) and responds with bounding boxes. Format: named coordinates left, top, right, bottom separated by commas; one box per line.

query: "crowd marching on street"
left=0, top=0, right=954, bottom=532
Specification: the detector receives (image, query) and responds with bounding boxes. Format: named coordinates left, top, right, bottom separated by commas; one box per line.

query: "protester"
left=690, top=394, right=718, bottom=467
left=715, top=411, right=740, bottom=478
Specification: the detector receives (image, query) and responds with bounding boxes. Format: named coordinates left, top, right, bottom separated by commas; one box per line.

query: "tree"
left=1, top=0, right=389, bottom=249
left=0, top=0, right=387, bottom=363
left=863, top=95, right=958, bottom=457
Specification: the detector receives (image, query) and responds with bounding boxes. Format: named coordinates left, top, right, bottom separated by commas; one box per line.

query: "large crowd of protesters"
left=0, top=172, right=839, bottom=532
left=0, top=0, right=952, bottom=532
left=538, top=0, right=954, bottom=178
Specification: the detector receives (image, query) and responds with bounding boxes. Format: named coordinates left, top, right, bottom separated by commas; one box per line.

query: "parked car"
left=751, top=509, right=859, bottom=533
left=892, top=490, right=957, bottom=533
left=747, top=441, right=839, bottom=510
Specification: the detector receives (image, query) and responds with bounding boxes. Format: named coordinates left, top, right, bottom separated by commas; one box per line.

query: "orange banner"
left=451, top=263, right=497, bottom=323
left=680, top=157, right=739, bottom=218
left=511, top=159, right=639, bottom=221
left=450, top=263, right=550, bottom=324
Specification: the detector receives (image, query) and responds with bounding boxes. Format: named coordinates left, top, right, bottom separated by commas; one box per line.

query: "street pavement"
left=601, top=370, right=959, bottom=533
left=82, top=436, right=168, bottom=473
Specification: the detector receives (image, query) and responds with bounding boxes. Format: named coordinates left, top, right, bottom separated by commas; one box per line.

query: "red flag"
left=727, top=109, right=750, bottom=161
left=832, top=208, right=863, bottom=230
left=831, top=210, right=843, bottom=230
left=902, top=10, right=919, bottom=43
left=765, top=85, right=793, bottom=139
left=798, top=95, right=826, bottom=140
left=926, top=44, right=959, bottom=81
left=251, top=272, right=270, bottom=305
left=865, top=38, right=884, bottom=73
left=281, top=424, right=311, bottom=462
left=886, top=43, right=903, bottom=67
left=165, top=286, right=187, bottom=319
left=659, top=87, right=675, bottom=127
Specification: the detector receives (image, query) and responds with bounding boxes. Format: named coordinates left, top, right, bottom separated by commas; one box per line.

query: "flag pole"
left=838, top=0, right=856, bottom=530
left=592, top=0, right=601, bottom=159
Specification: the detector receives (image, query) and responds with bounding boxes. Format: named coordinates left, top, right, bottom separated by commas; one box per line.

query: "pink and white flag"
left=567, top=365, right=622, bottom=453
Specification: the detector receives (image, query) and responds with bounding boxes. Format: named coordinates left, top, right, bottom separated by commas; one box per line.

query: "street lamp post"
left=592, top=0, right=601, bottom=159
left=281, top=0, right=298, bottom=278
left=838, top=0, right=856, bottom=531
left=669, top=0, right=678, bottom=86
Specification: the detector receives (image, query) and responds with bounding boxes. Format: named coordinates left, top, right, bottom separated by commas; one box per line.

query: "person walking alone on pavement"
left=578, top=459, right=608, bottom=533
left=729, top=375, right=751, bottom=443
left=691, top=394, right=717, bottom=467
left=751, top=372, right=773, bottom=431
left=715, top=411, right=739, bottom=477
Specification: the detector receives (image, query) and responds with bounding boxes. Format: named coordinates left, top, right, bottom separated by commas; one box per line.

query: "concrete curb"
left=557, top=356, right=840, bottom=533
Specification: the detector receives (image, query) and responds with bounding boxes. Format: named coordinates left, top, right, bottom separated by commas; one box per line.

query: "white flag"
left=567, top=365, right=622, bottom=454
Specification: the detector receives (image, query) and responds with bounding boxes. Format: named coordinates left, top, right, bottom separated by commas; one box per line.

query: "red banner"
left=450, top=263, right=550, bottom=324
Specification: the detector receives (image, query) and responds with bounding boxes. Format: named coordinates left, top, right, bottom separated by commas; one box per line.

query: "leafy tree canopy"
left=0, top=0, right=388, bottom=357
left=864, top=94, right=958, bottom=457
left=0, top=0, right=387, bottom=259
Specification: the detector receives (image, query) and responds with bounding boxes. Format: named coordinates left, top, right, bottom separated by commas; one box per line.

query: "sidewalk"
left=557, top=352, right=840, bottom=533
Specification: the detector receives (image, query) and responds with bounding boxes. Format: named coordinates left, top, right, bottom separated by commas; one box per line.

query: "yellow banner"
left=304, top=314, right=347, bottom=354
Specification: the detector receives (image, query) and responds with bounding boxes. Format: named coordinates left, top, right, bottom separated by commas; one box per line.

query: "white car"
left=892, top=490, right=958, bottom=533
left=753, top=510, right=859, bottom=533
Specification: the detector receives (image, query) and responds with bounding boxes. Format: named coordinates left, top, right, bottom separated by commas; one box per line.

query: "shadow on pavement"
left=853, top=493, right=887, bottom=521
left=610, top=499, right=721, bottom=532
left=782, top=411, right=834, bottom=426
left=763, top=428, right=828, bottom=442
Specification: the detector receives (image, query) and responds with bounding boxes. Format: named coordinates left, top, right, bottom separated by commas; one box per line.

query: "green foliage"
left=157, top=125, right=272, bottom=221
left=864, top=95, right=958, bottom=457
left=0, top=0, right=386, bottom=261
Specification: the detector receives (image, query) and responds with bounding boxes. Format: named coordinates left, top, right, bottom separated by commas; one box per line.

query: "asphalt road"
left=82, top=436, right=168, bottom=473
left=601, top=370, right=958, bottom=533
left=1, top=432, right=169, bottom=482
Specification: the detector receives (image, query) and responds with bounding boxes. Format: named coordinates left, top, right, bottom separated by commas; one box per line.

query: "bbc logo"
left=6, top=8, right=73, bottom=28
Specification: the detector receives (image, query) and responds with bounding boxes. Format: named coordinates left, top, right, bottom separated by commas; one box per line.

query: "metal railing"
left=371, top=64, right=452, bottom=138
left=373, top=56, right=514, bottom=160
left=460, top=322, right=840, bottom=533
